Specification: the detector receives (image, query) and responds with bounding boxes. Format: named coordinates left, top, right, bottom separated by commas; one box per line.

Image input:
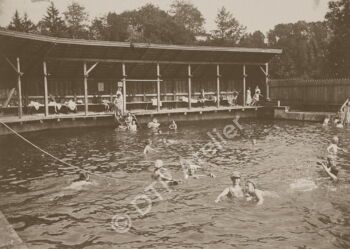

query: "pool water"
left=0, top=119, right=349, bottom=249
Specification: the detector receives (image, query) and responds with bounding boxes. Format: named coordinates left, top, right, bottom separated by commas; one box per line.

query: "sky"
left=0, top=0, right=331, bottom=33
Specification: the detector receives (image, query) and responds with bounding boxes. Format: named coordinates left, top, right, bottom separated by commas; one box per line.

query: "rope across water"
left=0, top=121, right=127, bottom=182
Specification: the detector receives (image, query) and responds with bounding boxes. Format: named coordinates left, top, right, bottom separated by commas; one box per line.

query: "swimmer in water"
left=327, top=136, right=347, bottom=156
left=125, top=112, right=133, bottom=126
left=117, top=122, right=128, bottom=131
left=319, top=156, right=339, bottom=182
left=148, top=118, right=160, bottom=129
left=335, top=120, right=344, bottom=128
left=333, top=117, right=340, bottom=126
left=161, top=138, right=175, bottom=145
left=128, top=120, right=137, bottom=132
left=151, top=159, right=179, bottom=185
left=323, top=116, right=330, bottom=126
left=245, top=180, right=279, bottom=205
left=144, top=139, right=155, bottom=154
left=61, top=171, right=95, bottom=192
left=169, top=120, right=177, bottom=130
left=73, top=171, right=90, bottom=182
left=252, top=139, right=257, bottom=146
left=180, top=157, right=215, bottom=179
left=215, top=171, right=244, bottom=203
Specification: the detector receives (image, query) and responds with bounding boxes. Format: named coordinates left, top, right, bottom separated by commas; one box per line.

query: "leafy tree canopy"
left=209, top=7, right=246, bottom=46
left=325, top=0, right=350, bottom=77
left=169, top=0, right=205, bottom=35
left=63, top=1, right=89, bottom=39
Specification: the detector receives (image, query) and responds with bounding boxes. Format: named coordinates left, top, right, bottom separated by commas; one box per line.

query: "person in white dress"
left=340, top=98, right=350, bottom=125
left=246, top=87, right=252, bottom=106
left=114, top=90, right=124, bottom=117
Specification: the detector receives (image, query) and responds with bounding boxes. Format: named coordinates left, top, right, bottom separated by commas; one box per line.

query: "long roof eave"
left=0, top=29, right=282, bottom=55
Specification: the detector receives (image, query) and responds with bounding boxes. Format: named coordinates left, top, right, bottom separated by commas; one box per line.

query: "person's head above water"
left=332, top=136, right=339, bottom=144
left=155, top=159, right=163, bottom=169
left=76, top=171, right=89, bottom=181
left=188, top=166, right=195, bottom=176
left=327, top=155, right=336, bottom=166
left=246, top=180, right=256, bottom=193
left=230, top=171, right=241, bottom=184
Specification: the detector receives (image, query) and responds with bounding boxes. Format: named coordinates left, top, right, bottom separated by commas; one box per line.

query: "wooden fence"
left=269, top=79, right=350, bottom=110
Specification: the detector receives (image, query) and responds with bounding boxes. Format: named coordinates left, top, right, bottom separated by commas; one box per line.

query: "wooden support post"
left=243, top=64, right=246, bottom=106
left=16, top=58, right=23, bottom=119
left=83, top=62, right=88, bottom=115
left=156, top=63, right=161, bottom=112
left=216, top=64, right=220, bottom=108
left=188, top=64, right=192, bottom=110
left=259, top=64, right=269, bottom=101
left=43, top=61, right=49, bottom=117
left=265, top=63, right=269, bottom=100
left=122, top=63, right=127, bottom=115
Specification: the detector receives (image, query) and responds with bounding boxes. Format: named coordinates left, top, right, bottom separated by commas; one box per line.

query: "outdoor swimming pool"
left=0, top=119, right=349, bottom=249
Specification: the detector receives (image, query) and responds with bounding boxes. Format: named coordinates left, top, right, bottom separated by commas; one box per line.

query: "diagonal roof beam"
left=1, top=55, right=22, bottom=75
left=85, top=62, right=99, bottom=76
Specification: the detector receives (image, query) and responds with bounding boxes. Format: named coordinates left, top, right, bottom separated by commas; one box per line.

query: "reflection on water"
left=0, top=119, right=349, bottom=249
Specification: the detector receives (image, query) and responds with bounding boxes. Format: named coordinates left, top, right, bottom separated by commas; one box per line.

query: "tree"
left=89, top=12, right=136, bottom=42
left=115, top=4, right=195, bottom=44
left=8, top=10, right=36, bottom=33
left=239, top=31, right=266, bottom=48
left=88, top=4, right=195, bottom=44
left=89, top=16, right=110, bottom=40
left=105, top=13, right=130, bottom=41
left=63, top=1, right=89, bottom=39
left=169, top=0, right=205, bottom=35
left=210, top=7, right=246, bottom=46
left=325, top=0, right=350, bottom=77
left=7, top=10, right=22, bottom=31
left=22, top=13, right=36, bottom=32
left=38, top=2, right=66, bottom=37
left=267, top=21, right=329, bottom=79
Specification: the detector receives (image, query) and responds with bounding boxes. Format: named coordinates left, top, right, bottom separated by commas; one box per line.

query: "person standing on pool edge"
left=215, top=171, right=244, bottom=203
left=114, top=89, right=124, bottom=117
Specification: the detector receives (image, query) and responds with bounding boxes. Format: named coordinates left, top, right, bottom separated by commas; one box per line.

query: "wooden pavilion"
left=0, top=30, right=282, bottom=120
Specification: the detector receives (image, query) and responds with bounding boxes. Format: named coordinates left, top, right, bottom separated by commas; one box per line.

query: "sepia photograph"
left=0, top=0, right=349, bottom=248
